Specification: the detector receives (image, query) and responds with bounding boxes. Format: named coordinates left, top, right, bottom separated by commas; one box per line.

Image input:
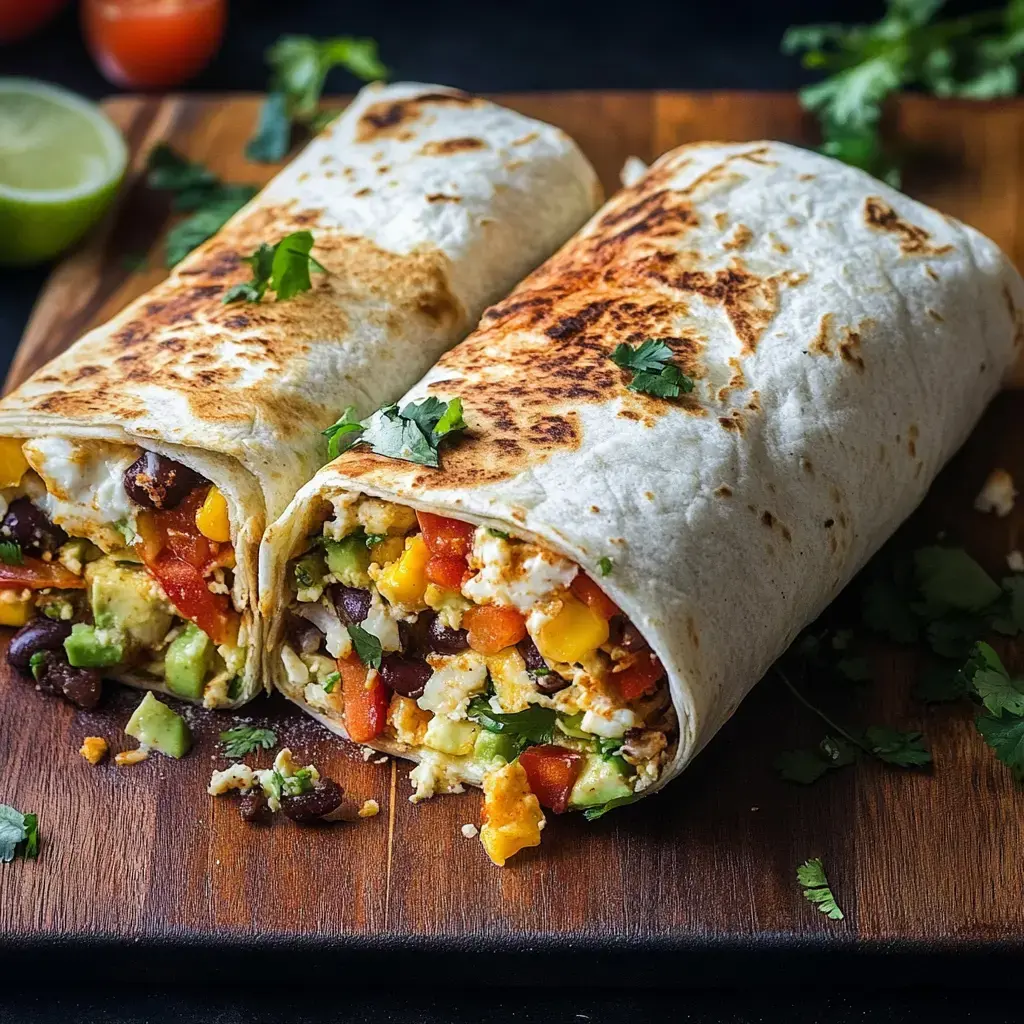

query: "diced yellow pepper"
left=0, top=438, right=29, bottom=488
left=195, top=486, right=231, bottom=543
left=0, top=592, right=33, bottom=627
left=534, top=594, right=610, bottom=665
left=369, top=535, right=405, bottom=566
left=375, top=535, right=429, bottom=607
left=480, top=761, right=545, bottom=867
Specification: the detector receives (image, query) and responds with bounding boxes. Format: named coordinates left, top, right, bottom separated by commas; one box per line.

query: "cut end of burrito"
left=0, top=436, right=257, bottom=710
left=264, top=490, right=678, bottom=866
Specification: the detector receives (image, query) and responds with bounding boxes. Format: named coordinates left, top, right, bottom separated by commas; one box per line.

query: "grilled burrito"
left=261, top=140, right=1024, bottom=864
left=0, top=83, right=601, bottom=711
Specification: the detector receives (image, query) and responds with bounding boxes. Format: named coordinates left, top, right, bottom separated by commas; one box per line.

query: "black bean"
left=398, top=612, right=433, bottom=658
left=286, top=613, right=323, bottom=655
left=379, top=653, right=432, bottom=699
left=239, top=790, right=271, bottom=824
left=330, top=583, right=371, bottom=625
left=33, top=652, right=102, bottom=709
left=517, top=635, right=547, bottom=671
left=8, top=618, right=73, bottom=674
left=535, top=672, right=570, bottom=696
left=122, top=451, right=203, bottom=510
left=619, top=619, right=648, bottom=652
left=0, top=498, right=67, bottom=556
left=426, top=614, right=469, bottom=655
left=281, top=779, right=344, bottom=823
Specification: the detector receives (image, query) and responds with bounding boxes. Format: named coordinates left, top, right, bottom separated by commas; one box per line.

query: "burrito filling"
left=0, top=437, right=245, bottom=709
left=280, top=496, right=676, bottom=865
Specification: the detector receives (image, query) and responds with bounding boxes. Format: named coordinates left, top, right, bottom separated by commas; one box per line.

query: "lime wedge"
left=0, top=79, right=128, bottom=266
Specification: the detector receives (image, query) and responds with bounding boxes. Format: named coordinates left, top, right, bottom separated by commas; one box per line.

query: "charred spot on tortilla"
left=419, top=138, right=487, bottom=157
left=426, top=194, right=461, bottom=204
left=808, top=312, right=834, bottom=356
left=721, top=224, right=753, bottom=251
left=714, top=484, right=732, bottom=498
left=838, top=327, right=865, bottom=371
left=355, top=91, right=483, bottom=143
left=863, top=197, right=954, bottom=257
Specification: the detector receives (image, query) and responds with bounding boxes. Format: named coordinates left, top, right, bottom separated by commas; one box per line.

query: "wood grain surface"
left=3, top=91, right=1024, bottom=964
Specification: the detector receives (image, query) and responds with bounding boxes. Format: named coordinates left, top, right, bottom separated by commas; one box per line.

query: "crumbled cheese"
left=408, top=751, right=466, bottom=803
left=974, top=468, right=1017, bottom=517
left=1008, top=550, right=1024, bottom=573
left=203, top=670, right=234, bottom=709
left=303, top=681, right=333, bottom=712
left=322, top=494, right=360, bottom=541
left=581, top=707, right=637, bottom=738
left=424, top=583, right=471, bottom=630
left=280, top=645, right=311, bottom=689
left=462, top=527, right=577, bottom=612
left=362, top=589, right=401, bottom=651
left=361, top=745, right=376, bottom=761
left=208, top=762, right=255, bottom=795
left=417, top=651, right=488, bottom=719
left=114, top=748, right=149, bottom=766
left=461, top=823, right=479, bottom=838
left=207, top=567, right=230, bottom=595
left=218, top=641, right=246, bottom=677
left=358, top=498, right=417, bottom=537
left=358, top=799, right=380, bottom=818
left=79, top=736, right=108, bottom=765
left=274, top=747, right=313, bottom=779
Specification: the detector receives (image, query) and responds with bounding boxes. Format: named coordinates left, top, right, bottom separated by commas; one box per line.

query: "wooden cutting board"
left=3, top=91, right=1024, bottom=984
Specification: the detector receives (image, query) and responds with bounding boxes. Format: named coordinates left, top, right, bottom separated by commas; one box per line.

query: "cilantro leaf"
left=323, top=406, right=365, bottom=460
left=146, top=144, right=218, bottom=201
left=488, top=528, right=511, bottom=540
left=21, top=813, right=39, bottom=860
left=467, top=696, right=556, bottom=753
left=322, top=670, right=340, bottom=694
left=165, top=194, right=255, bottom=267
left=913, top=660, right=969, bottom=704
left=349, top=398, right=469, bottom=468
left=863, top=725, right=932, bottom=767
left=246, top=91, right=291, bottom=163
left=598, top=556, right=613, bottom=577
left=583, top=794, right=638, bottom=821
left=926, top=613, right=987, bottom=660
left=610, top=339, right=694, bottom=399
left=776, top=734, right=857, bottom=784
left=432, top=397, right=467, bottom=438
left=0, top=540, right=22, bottom=565
left=964, top=642, right=1024, bottom=717
left=797, top=857, right=845, bottom=920
left=364, top=534, right=386, bottom=548
left=224, top=231, right=324, bottom=304
left=976, top=709, right=1024, bottom=781
left=914, top=546, right=1002, bottom=617
left=219, top=727, right=278, bottom=759
left=348, top=624, right=383, bottom=669
left=0, top=805, right=26, bottom=863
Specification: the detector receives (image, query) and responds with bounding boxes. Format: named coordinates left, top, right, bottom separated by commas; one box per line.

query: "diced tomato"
left=615, top=651, right=665, bottom=701
left=425, top=554, right=467, bottom=590
left=139, top=550, right=238, bottom=645
left=416, top=511, right=475, bottom=559
left=339, top=653, right=388, bottom=743
left=0, top=557, right=86, bottom=591
left=519, top=744, right=585, bottom=814
left=463, top=604, right=527, bottom=655
left=570, top=573, right=620, bottom=620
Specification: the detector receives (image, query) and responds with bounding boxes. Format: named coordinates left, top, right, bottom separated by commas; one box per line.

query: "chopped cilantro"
left=323, top=406, right=365, bottom=461
left=488, top=528, right=511, bottom=540
left=22, top=813, right=39, bottom=860
left=963, top=642, right=1024, bottom=716
left=281, top=767, right=317, bottom=797
left=467, top=696, right=556, bottom=753
left=0, top=540, right=22, bottom=565
left=776, top=734, right=857, bottom=784
left=610, top=339, right=694, bottom=399
left=223, top=230, right=326, bottom=304
left=598, top=556, right=614, bottom=577
left=863, top=725, right=932, bottom=767
left=583, top=793, right=638, bottom=821
left=975, top=711, right=1024, bottom=781
left=914, top=546, right=1002, bottom=618
left=0, top=805, right=38, bottom=863
left=322, top=670, right=340, bottom=694
left=797, top=857, right=844, bottom=920
left=363, top=534, right=386, bottom=549
left=348, top=624, right=383, bottom=669
left=219, top=727, right=278, bottom=759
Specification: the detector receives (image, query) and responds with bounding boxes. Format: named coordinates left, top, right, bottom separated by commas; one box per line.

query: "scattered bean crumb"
left=114, top=748, right=149, bottom=766
left=358, top=799, right=380, bottom=818
left=1008, top=550, right=1024, bottom=573
left=79, top=736, right=109, bottom=765
left=974, top=468, right=1017, bottom=517
left=461, top=823, right=479, bottom=838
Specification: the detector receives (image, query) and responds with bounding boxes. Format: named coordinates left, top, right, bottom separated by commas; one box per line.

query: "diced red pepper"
left=138, top=550, right=238, bottom=645
left=463, top=604, right=527, bottom=655
left=425, top=554, right=467, bottom=590
left=0, top=557, right=86, bottom=590
left=519, top=744, right=585, bottom=814
left=614, top=651, right=665, bottom=701
left=570, top=573, right=620, bottom=620
left=416, top=510, right=475, bottom=559
left=339, top=653, right=388, bottom=743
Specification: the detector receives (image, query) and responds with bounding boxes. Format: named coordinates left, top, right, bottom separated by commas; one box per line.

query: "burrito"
left=260, top=140, right=1024, bottom=864
left=0, top=82, right=601, bottom=711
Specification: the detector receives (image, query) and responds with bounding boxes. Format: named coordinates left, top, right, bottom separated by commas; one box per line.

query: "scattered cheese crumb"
left=974, top=468, right=1017, bottom=517
left=79, top=736, right=108, bottom=765
left=1008, top=550, right=1024, bottom=573
left=361, top=745, right=376, bottom=761
left=114, top=748, right=149, bottom=766
left=208, top=762, right=255, bottom=796
left=358, top=799, right=380, bottom=818
left=461, top=823, right=479, bottom=838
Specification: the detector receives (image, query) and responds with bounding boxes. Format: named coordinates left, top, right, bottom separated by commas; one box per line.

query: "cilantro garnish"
left=863, top=725, right=932, bottom=767
left=962, top=642, right=1024, bottom=780
left=797, top=858, right=844, bottom=920
left=322, top=670, right=340, bottom=694
left=782, top=1, right=1024, bottom=184
left=0, top=540, right=23, bottom=565
left=0, top=805, right=38, bottom=863
left=363, top=534, right=386, bottom=549
left=219, top=727, right=278, bottom=759
left=467, top=696, right=556, bottom=754
left=348, top=624, right=383, bottom=669
left=281, top=767, right=317, bottom=797
left=583, top=794, right=638, bottom=821
left=914, top=546, right=1002, bottom=617
left=610, top=339, right=694, bottom=399
left=488, top=528, right=511, bottom=540
left=223, top=230, right=326, bottom=304
left=776, top=734, right=856, bottom=784
left=247, top=35, right=388, bottom=162
left=324, top=397, right=468, bottom=469
left=598, top=556, right=614, bottom=577
left=975, top=712, right=1024, bottom=781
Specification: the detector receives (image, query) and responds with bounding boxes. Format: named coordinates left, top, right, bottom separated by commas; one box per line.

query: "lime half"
left=0, top=79, right=128, bottom=266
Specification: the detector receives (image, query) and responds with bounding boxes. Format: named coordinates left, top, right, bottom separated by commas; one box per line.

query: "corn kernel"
left=0, top=438, right=29, bottom=488
left=0, top=592, right=33, bottom=627
left=195, top=486, right=231, bottom=543
left=535, top=595, right=610, bottom=665
left=480, top=761, right=545, bottom=867
left=369, top=535, right=405, bottom=566
left=375, top=535, right=429, bottom=607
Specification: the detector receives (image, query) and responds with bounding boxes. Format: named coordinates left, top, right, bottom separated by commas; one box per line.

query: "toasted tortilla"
left=0, top=82, right=601, bottom=706
left=261, top=140, right=1024, bottom=790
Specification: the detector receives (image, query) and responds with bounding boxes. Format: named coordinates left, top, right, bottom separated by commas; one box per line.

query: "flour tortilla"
left=0, top=82, right=601, bottom=705
left=261, top=140, right=1024, bottom=787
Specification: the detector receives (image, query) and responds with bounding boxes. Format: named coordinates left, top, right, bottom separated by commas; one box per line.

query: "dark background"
left=1, top=1, right=1016, bottom=1020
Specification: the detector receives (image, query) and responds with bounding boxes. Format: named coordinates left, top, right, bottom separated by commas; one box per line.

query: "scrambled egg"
left=358, top=498, right=417, bottom=537
left=208, top=762, right=255, bottom=795
left=388, top=694, right=431, bottom=746
left=975, top=468, right=1017, bottom=517
left=409, top=750, right=467, bottom=803
left=479, top=761, right=545, bottom=867
left=417, top=651, right=488, bottom=719
left=79, top=736, right=109, bottom=765
left=486, top=647, right=555, bottom=713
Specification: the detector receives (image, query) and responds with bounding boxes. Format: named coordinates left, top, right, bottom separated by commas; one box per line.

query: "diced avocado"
left=293, top=550, right=327, bottom=592
left=323, top=535, right=371, bottom=587
left=164, top=623, right=214, bottom=700
left=86, top=557, right=172, bottom=649
left=473, top=728, right=519, bottom=766
left=64, top=622, right=124, bottom=669
left=423, top=716, right=479, bottom=756
left=556, top=711, right=590, bottom=740
left=568, top=754, right=634, bottom=809
left=125, top=691, right=192, bottom=758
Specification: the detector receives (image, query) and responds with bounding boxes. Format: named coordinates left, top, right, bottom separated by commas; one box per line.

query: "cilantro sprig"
left=467, top=696, right=556, bottom=755
left=224, top=230, right=326, bottom=304
left=783, top=0, right=1024, bottom=184
left=248, top=35, right=388, bottom=162
left=0, top=540, right=23, bottom=565
left=219, top=727, right=278, bottom=759
left=348, top=624, right=383, bottom=670
left=797, top=858, right=844, bottom=921
left=0, top=805, right=38, bottom=863
left=610, top=339, right=694, bottom=399
left=323, top=397, right=467, bottom=468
